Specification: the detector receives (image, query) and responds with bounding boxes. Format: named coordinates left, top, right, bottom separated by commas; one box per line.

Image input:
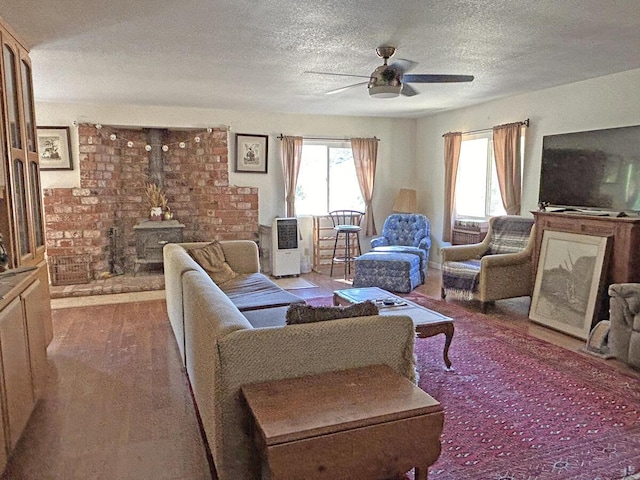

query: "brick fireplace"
left=43, top=124, right=258, bottom=279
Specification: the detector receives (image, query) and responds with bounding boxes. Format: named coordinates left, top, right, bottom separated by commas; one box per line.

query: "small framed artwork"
left=235, top=133, right=268, bottom=173
left=37, top=126, right=73, bottom=170
left=529, top=230, right=611, bottom=340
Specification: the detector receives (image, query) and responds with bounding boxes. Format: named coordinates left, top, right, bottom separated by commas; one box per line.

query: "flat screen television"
left=539, top=124, right=640, bottom=213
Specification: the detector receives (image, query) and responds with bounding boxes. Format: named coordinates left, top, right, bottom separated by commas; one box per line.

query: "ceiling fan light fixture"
left=368, top=84, right=402, bottom=98
left=368, top=67, right=402, bottom=98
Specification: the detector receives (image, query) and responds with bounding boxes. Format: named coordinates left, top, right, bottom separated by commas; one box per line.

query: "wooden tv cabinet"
left=532, top=211, right=640, bottom=318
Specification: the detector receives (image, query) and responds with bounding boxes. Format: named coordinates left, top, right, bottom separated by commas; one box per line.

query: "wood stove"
left=133, top=220, right=184, bottom=275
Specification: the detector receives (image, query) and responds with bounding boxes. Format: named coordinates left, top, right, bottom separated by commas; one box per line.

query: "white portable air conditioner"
left=271, top=217, right=301, bottom=277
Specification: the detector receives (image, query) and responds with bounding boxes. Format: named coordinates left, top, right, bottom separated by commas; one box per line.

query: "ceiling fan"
left=306, top=46, right=474, bottom=98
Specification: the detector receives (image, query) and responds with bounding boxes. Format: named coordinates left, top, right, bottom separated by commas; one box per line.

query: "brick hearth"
left=44, top=124, right=258, bottom=279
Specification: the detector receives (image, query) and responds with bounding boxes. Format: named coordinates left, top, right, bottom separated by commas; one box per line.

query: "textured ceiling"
left=2, top=0, right=639, bottom=118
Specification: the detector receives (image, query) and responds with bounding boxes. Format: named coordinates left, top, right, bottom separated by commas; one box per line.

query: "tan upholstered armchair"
left=440, top=215, right=536, bottom=312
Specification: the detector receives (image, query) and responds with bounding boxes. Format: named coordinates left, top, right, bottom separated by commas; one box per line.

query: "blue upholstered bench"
left=353, top=251, right=422, bottom=293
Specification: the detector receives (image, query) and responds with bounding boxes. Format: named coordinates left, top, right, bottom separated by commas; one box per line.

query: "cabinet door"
left=3, top=42, right=33, bottom=264
left=35, top=261, right=53, bottom=345
left=0, top=297, right=34, bottom=448
left=21, top=57, right=45, bottom=253
left=19, top=59, right=36, bottom=155
left=1, top=34, right=46, bottom=267
left=0, top=337, right=6, bottom=474
left=2, top=44, right=22, bottom=151
left=21, top=278, right=48, bottom=399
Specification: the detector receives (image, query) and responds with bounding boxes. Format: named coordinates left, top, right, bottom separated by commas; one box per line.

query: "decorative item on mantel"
left=145, top=183, right=169, bottom=221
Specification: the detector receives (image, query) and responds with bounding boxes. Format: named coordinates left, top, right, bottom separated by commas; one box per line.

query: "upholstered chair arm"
left=371, top=237, right=390, bottom=248
left=608, top=283, right=640, bottom=367
left=480, top=249, right=531, bottom=268
left=609, top=283, right=640, bottom=316
left=441, top=243, right=487, bottom=263
left=418, top=236, right=431, bottom=252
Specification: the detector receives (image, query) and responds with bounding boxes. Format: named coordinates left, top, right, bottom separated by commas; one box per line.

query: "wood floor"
left=2, top=299, right=211, bottom=479
left=2, top=268, right=633, bottom=479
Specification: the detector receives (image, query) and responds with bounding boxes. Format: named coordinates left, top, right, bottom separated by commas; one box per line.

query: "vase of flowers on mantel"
left=145, top=183, right=169, bottom=221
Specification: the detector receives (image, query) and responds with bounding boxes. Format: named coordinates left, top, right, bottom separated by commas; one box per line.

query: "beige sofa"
left=163, top=240, right=417, bottom=480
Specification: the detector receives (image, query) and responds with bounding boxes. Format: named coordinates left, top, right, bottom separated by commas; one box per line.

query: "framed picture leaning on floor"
left=529, top=230, right=611, bottom=340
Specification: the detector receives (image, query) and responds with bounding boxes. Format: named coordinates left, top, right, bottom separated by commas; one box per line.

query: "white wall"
left=36, top=68, right=640, bottom=264
left=416, top=68, right=640, bottom=265
left=35, top=103, right=415, bottom=243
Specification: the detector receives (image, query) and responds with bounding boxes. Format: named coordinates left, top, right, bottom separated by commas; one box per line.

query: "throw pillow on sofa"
left=188, top=241, right=238, bottom=285
left=286, top=300, right=378, bottom=325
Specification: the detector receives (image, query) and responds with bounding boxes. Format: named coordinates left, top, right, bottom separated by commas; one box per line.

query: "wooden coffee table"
left=241, top=365, right=444, bottom=480
left=334, top=287, right=455, bottom=369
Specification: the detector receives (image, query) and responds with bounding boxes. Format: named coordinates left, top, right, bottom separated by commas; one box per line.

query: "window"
left=454, top=132, right=522, bottom=220
left=295, top=142, right=364, bottom=215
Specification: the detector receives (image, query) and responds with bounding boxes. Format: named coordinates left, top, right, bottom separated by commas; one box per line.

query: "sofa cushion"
left=285, top=300, right=379, bottom=325
left=219, top=273, right=304, bottom=311
left=242, top=306, right=289, bottom=328
left=188, top=241, right=238, bottom=285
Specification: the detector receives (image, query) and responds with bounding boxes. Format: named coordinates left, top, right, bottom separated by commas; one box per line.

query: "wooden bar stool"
left=329, top=210, right=364, bottom=279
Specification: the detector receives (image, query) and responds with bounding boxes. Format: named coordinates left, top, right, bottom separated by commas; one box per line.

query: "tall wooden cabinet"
left=0, top=17, right=46, bottom=268
left=0, top=16, right=52, bottom=474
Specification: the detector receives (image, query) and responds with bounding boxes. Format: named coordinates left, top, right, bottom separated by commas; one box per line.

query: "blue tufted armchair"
left=370, top=213, right=431, bottom=281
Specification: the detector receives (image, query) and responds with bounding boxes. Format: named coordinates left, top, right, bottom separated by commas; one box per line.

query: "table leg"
left=414, top=466, right=428, bottom=480
left=415, top=322, right=455, bottom=370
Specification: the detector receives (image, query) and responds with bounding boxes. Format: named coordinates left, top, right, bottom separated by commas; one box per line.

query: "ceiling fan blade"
left=401, top=83, right=419, bottom=97
left=305, top=71, right=371, bottom=79
left=325, top=81, right=369, bottom=95
left=403, top=74, right=474, bottom=83
left=389, top=59, right=417, bottom=74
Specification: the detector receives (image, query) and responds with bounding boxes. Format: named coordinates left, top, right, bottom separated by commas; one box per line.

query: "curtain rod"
left=442, top=118, right=529, bottom=137
left=277, top=134, right=379, bottom=142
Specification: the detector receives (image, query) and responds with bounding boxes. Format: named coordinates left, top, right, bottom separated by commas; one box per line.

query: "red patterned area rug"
left=307, top=294, right=640, bottom=480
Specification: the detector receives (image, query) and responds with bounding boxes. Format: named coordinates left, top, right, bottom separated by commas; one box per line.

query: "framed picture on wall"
left=235, top=133, right=268, bottom=173
left=529, top=230, right=611, bottom=340
left=37, top=126, right=73, bottom=170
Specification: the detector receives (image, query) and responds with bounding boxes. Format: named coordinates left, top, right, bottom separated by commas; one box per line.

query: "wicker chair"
left=440, top=215, right=535, bottom=312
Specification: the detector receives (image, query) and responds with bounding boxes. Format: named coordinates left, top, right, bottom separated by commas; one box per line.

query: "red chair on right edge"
left=440, top=215, right=536, bottom=312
